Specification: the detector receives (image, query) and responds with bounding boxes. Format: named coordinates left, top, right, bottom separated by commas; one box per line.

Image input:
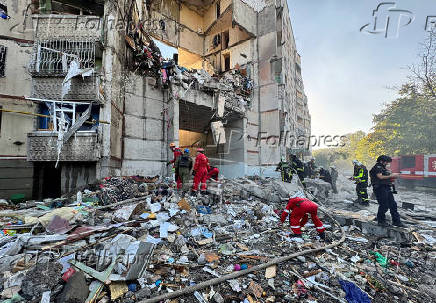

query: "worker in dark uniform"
left=276, top=157, right=293, bottom=183
left=330, top=166, right=338, bottom=194
left=291, top=154, right=306, bottom=187
left=307, top=158, right=316, bottom=179
left=353, top=162, right=369, bottom=206
left=370, top=155, right=404, bottom=227
left=319, top=166, right=332, bottom=196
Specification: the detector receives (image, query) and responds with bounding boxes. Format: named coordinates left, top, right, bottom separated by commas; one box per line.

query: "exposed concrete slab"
left=257, top=4, right=276, bottom=36
left=173, top=86, right=215, bottom=108
left=233, top=0, right=257, bottom=35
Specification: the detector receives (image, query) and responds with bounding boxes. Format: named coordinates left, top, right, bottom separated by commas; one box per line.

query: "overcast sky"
left=288, top=0, right=436, bottom=140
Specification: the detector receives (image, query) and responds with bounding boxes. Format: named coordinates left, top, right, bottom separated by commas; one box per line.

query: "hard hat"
left=184, top=148, right=190, bottom=153
left=281, top=156, right=286, bottom=161
left=290, top=191, right=306, bottom=199
left=352, top=160, right=358, bottom=165
left=197, top=148, right=204, bottom=152
left=169, top=143, right=176, bottom=147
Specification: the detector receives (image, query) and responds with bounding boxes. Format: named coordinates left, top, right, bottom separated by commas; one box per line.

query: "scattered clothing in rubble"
left=339, top=279, right=371, bottom=303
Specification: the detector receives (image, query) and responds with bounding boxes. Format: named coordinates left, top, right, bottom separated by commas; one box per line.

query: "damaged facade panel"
left=232, top=0, right=258, bottom=35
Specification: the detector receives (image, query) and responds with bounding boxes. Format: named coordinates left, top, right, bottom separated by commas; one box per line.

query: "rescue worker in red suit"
left=206, top=165, right=219, bottom=181
left=280, top=196, right=326, bottom=240
left=167, top=143, right=182, bottom=189
left=192, top=148, right=209, bottom=193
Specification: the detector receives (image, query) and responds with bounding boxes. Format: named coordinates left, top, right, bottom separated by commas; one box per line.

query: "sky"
left=287, top=0, right=436, bottom=142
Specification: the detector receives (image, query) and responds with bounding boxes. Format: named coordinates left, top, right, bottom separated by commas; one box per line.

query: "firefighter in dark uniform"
left=291, top=154, right=306, bottom=187
left=369, top=155, right=404, bottom=227
left=276, top=157, right=293, bottom=183
left=352, top=161, right=369, bottom=206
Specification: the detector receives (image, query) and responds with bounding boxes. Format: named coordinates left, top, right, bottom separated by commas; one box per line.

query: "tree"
left=408, top=29, right=436, bottom=99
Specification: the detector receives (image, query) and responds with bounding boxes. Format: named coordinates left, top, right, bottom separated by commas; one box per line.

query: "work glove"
left=192, top=170, right=196, bottom=176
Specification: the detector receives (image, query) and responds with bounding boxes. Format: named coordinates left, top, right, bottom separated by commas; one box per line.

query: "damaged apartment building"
left=0, top=0, right=311, bottom=199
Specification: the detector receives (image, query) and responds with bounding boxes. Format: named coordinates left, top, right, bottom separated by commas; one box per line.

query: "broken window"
left=224, top=54, right=230, bottom=71
left=222, top=30, right=229, bottom=49
left=38, top=0, right=104, bottom=16
left=37, top=101, right=99, bottom=132
left=0, top=45, right=6, bottom=77
left=216, top=2, right=221, bottom=18
left=30, top=40, right=96, bottom=76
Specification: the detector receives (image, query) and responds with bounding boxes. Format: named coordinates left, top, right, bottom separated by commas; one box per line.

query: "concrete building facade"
left=0, top=0, right=311, bottom=199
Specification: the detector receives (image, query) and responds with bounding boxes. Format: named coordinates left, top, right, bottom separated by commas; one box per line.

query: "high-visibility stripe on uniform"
left=316, top=226, right=325, bottom=230
left=283, top=209, right=290, bottom=213
left=290, top=225, right=301, bottom=229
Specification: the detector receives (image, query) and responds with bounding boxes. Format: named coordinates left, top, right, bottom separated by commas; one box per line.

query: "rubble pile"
left=125, top=25, right=252, bottom=113
left=0, top=176, right=435, bottom=303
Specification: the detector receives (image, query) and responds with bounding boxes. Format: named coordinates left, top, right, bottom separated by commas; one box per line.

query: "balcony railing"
left=27, top=132, right=99, bottom=162
left=31, top=75, right=100, bottom=101
left=29, top=39, right=97, bottom=77
left=32, top=15, right=103, bottom=41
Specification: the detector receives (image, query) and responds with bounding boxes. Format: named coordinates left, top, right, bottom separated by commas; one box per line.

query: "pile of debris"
left=125, top=25, right=252, bottom=113
left=0, top=175, right=435, bottom=303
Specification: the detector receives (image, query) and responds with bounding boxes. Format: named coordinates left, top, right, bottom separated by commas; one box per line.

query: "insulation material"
left=62, top=103, right=92, bottom=143
left=62, top=60, right=94, bottom=99
left=217, top=93, right=225, bottom=117
left=56, top=111, right=69, bottom=168
left=211, top=121, right=226, bottom=144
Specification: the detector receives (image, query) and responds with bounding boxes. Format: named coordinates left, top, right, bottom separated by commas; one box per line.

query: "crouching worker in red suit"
left=206, top=166, right=219, bottom=181
left=280, top=196, right=326, bottom=240
left=192, top=148, right=209, bottom=193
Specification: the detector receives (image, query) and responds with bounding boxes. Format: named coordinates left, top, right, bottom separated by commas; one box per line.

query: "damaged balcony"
left=33, top=0, right=104, bottom=41
left=30, top=76, right=100, bottom=101
left=27, top=132, right=99, bottom=162
left=29, top=39, right=103, bottom=101
left=32, top=15, right=104, bottom=41
left=27, top=101, right=101, bottom=162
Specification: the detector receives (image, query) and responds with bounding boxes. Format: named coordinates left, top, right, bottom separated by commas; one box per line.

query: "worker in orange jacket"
left=192, top=148, right=209, bottom=192
left=168, top=143, right=182, bottom=188
left=280, top=196, right=326, bottom=240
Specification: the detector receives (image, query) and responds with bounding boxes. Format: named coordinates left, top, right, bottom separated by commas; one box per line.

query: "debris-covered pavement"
left=0, top=174, right=435, bottom=303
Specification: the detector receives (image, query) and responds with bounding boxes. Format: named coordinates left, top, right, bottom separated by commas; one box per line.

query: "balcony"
left=32, top=15, right=103, bottom=41
left=27, top=132, right=99, bottom=162
left=31, top=75, right=100, bottom=101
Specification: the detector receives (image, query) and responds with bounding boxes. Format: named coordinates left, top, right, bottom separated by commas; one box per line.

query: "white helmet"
left=290, top=191, right=306, bottom=199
